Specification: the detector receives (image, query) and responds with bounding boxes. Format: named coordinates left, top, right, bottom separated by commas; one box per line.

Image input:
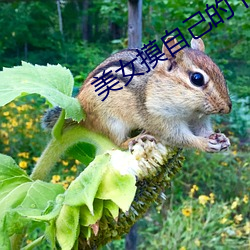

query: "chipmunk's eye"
left=190, top=72, right=204, bottom=87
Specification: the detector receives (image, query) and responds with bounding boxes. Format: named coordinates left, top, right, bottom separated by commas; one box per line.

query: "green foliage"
left=0, top=62, right=84, bottom=122
left=0, top=154, right=64, bottom=249
left=138, top=197, right=249, bottom=249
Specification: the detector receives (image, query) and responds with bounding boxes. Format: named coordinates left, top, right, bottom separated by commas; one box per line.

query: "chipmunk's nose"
left=219, top=101, right=232, bottom=114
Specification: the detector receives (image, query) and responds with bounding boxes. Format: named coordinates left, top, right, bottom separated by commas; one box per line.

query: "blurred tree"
left=128, top=0, right=142, bottom=48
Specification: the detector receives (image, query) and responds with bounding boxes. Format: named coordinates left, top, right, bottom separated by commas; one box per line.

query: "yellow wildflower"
left=244, top=221, right=250, bottom=234
left=3, top=138, right=9, bottom=145
left=66, top=176, right=75, bottom=182
left=243, top=195, right=248, bottom=204
left=32, top=157, right=39, bottom=162
left=75, top=159, right=81, bottom=165
left=62, top=160, right=69, bottom=166
left=194, top=238, right=201, bottom=247
left=236, top=230, right=242, bottom=237
left=9, top=103, right=16, bottom=108
left=209, top=193, right=215, bottom=204
left=182, top=207, right=192, bottom=217
left=221, top=232, right=227, bottom=238
left=198, top=195, right=210, bottom=206
left=179, top=247, right=186, bottom=250
left=18, top=152, right=29, bottom=159
left=19, top=161, right=28, bottom=169
left=220, top=217, right=228, bottom=224
left=4, top=147, right=10, bottom=152
left=11, top=119, right=18, bottom=127
left=3, top=111, right=9, bottom=116
left=232, top=150, right=237, bottom=156
left=17, top=105, right=28, bottom=112
left=231, top=198, right=240, bottom=209
left=221, top=162, right=228, bottom=167
left=26, top=121, right=33, bottom=129
left=63, top=182, right=69, bottom=189
left=51, top=175, right=61, bottom=183
left=0, top=130, right=8, bottom=138
left=234, top=214, right=243, bottom=224
left=189, top=184, right=199, bottom=198
left=70, top=165, right=77, bottom=172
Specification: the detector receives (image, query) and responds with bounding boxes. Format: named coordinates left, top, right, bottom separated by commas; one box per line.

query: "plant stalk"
left=30, top=125, right=118, bottom=181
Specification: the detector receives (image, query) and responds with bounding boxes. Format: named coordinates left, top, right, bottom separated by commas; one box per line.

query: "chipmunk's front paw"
left=206, top=133, right=230, bottom=152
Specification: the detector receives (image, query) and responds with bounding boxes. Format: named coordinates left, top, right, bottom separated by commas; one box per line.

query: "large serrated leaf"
left=56, top=205, right=80, bottom=250
left=0, top=176, right=31, bottom=201
left=0, top=182, right=33, bottom=217
left=80, top=199, right=103, bottom=227
left=0, top=154, right=65, bottom=246
left=0, top=62, right=85, bottom=122
left=20, top=181, right=64, bottom=213
left=96, top=167, right=136, bottom=212
left=64, top=154, right=111, bottom=213
left=0, top=154, right=30, bottom=181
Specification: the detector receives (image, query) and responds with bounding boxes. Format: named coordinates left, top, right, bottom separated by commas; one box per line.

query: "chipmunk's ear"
left=191, top=38, right=205, bottom=52
left=162, top=36, right=184, bottom=58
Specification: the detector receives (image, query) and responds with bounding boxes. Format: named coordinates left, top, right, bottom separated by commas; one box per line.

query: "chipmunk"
left=43, top=36, right=232, bottom=153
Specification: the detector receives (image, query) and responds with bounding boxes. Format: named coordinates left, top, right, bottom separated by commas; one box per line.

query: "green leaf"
left=0, top=62, right=85, bottom=122
left=56, top=205, right=80, bottom=250
left=45, top=221, right=56, bottom=249
left=3, top=210, right=31, bottom=238
left=0, top=176, right=32, bottom=201
left=80, top=226, right=92, bottom=240
left=65, top=142, right=96, bottom=165
left=0, top=154, right=30, bottom=181
left=0, top=231, right=10, bottom=250
left=0, top=182, right=33, bottom=218
left=64, top=154, right=111, bottom=213
left=79, top=199, right=103, bottom=226
left=0, top=154, right=65, bottom=244
left=0, top=181, right=64, bottom=239
left=96, top=167, right=136, bottom=212
left=26, top=199, right=63, bottom=222
left=20, top=181, right=64, bottom=213
left=103, top=200, right=119, bottom=219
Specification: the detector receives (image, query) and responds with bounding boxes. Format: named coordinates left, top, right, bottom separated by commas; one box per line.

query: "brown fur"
left=77, top=37, right=232, bottom=152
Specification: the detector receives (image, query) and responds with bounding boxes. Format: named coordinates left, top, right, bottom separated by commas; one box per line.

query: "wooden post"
left=128, top=0, right=142, bottom=48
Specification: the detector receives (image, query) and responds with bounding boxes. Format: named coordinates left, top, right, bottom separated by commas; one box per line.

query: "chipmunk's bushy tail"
left=41, top=106, right=62, bottom=130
